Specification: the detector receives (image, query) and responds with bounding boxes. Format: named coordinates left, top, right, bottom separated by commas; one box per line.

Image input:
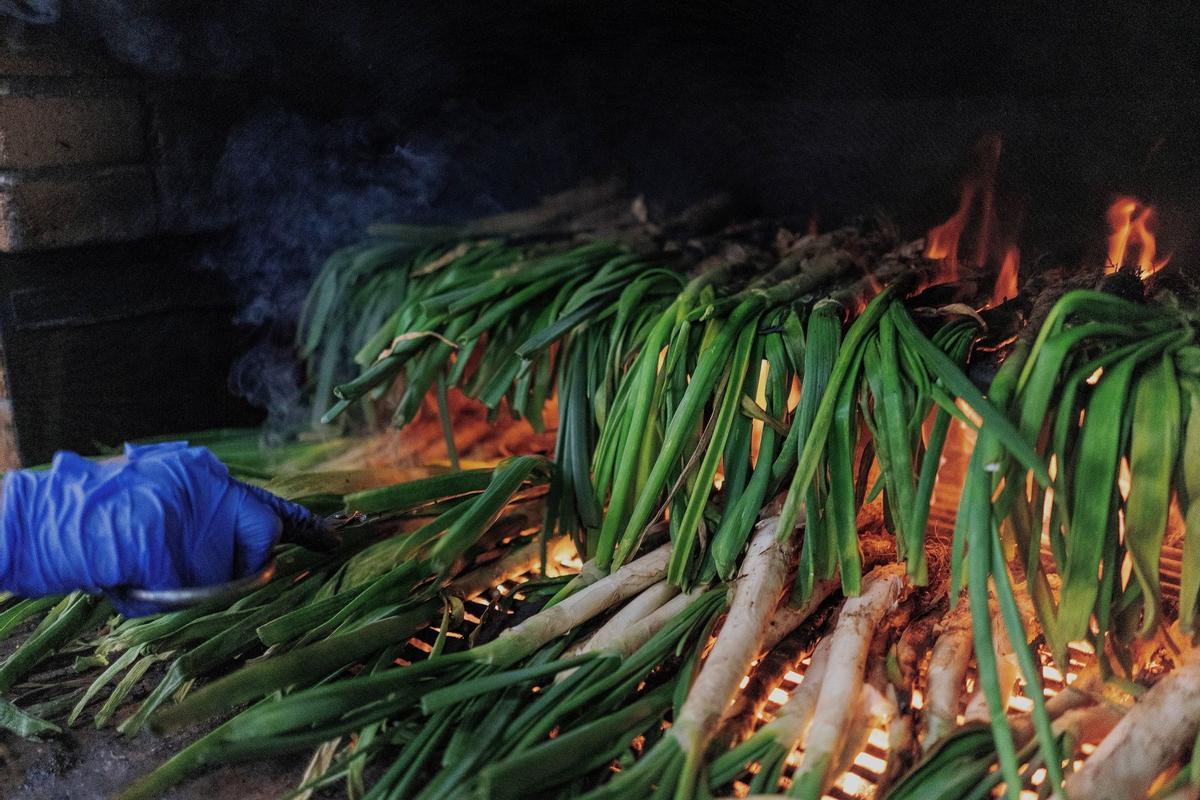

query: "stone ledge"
left=0, top=33, right=128, bottom=79
left=0, top=166, right=158, bottom=252
left=0, top=94, right=146, bottom=170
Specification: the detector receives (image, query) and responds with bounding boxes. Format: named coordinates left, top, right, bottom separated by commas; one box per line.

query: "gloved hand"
left=0, top=442, right=337, bottom=617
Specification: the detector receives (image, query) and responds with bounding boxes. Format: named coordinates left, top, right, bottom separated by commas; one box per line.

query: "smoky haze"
left=30, top=2, right=614, bottom=428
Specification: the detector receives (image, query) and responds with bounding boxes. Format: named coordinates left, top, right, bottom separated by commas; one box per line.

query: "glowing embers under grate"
left=393, top=579, right=551, bottom=665
left=731, top=644, right=1096, bottom=799
left=728, top=654, right=886, bottom=800
left=392, top=538, right=581, bottom=666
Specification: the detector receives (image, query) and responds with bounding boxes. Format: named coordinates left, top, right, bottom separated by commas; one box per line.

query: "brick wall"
left=0, top=32, right=158, bottom=253
left=0, top=31, right=256, bottom=467
left=0, top=32, right=151, bottom=466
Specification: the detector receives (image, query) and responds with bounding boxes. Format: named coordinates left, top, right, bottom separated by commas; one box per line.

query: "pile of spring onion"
left=1, top=194, right=1199, bottom=800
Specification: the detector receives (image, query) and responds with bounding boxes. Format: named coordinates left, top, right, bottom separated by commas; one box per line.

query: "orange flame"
left=924, top=135, right=1003, bottom=283
left=1106, top=196, right=1170, bottom=278
left=924, top=186, right=975, bottom=282
left=990, top=245, right=1019, bottom=307
left=850, top=271, right=885, bottom=314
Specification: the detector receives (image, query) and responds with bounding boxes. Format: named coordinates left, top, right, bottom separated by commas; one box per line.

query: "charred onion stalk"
left=710, top=596, right=830, bottom=751
left=963, top=587, right=1038, bottom=725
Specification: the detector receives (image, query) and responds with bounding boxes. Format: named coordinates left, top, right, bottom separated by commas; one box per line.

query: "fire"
left=925, top=135, right=1021, bottom=305
left=925, top=185, right=975, bottom=281
left=849, top=271, right=885, bottom=315
left=864, top=270, right=884, bottom=297
left=1106, top=196, right=1170, bottom=278
left=991, top=245, right=1019, bottom=307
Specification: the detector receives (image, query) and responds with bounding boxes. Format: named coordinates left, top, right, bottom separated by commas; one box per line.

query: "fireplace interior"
left=3, top=2, right=1200, bottom=460
left=0, top=3, right=1199, bottom=799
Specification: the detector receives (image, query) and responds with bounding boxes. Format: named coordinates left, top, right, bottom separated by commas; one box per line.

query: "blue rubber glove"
left=0, top=442, right=335, bottom=617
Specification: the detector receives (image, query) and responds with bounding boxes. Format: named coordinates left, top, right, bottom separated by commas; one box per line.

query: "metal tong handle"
left=116, top=558, right=278, bottom=610
left=109, top=510, right=366, bottom=611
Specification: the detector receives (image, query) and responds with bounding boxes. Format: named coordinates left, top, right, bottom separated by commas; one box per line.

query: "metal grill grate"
left=374, top=527, right=1130, bottom=798
left=392, top=539, right=580, bottom=666
left=727, top=643, right=1098, bottom=799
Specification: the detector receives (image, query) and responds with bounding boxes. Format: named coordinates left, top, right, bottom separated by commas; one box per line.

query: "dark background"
left=60, top=0, right=1200, bottom=260
left=5, top=0, right=1200, bottom=460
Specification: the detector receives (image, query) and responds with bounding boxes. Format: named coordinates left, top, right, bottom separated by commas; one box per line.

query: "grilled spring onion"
left=321, top=241, right=657, bottom=428
left=778, top=290, right=981, bottom=602
left=1002, top=291, right=1188, bottom=650
left=120, top=545, right=676, bottom=800
left=412, top=586, right=727, bottom=800
left=787, top=565, right=908, bottom=799
left=1093, top=656, right=1200, bottom=800
left=953, top=351, right=1064, bottom=800
left=599, top=246, right=865, bottom=579
left=922, top=595, right=973, bottom=750
left=709, top=565, right=907, bottom=796
left=13, top=219, right=1196, bottom=800
left=579, top=518, right=798, bottom=800
left=298, top=240, right=417, bottom=424
left=0, top=593, right=105, bottom=694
